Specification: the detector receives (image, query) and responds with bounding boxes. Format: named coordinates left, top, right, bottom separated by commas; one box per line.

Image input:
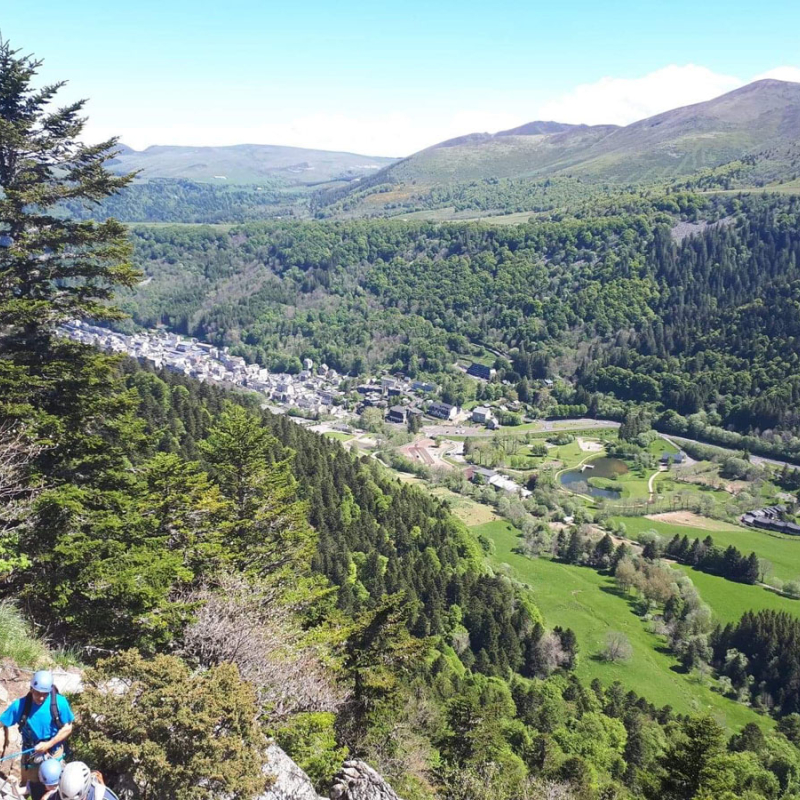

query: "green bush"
left=74, top=650, right=268, bottom=800
left=274, top=712, right=348, bottom=790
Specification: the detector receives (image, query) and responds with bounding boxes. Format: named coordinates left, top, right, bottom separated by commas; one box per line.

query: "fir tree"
left=0, top=38, right=138, bottom=343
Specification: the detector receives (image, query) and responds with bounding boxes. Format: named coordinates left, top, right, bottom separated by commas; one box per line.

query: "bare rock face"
left=260, top=743, right=325, bottom=800
left=330, top=761, right=403, bottom=800
left=0, top=678, right=22, bottom=783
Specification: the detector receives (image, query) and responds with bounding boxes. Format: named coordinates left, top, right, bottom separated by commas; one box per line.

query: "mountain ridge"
left=323, top=79, right=800, bottom=215
left=108, top=142, right=399, bottom=185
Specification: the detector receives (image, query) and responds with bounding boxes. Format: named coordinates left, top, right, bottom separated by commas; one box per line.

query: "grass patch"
left=670, top=564, right=800, bottom=624
left=429, top=486, right=498, bottom=526
left=323, top=431, right=353, bottom=442
left=588, top=476, right=628, bottom=497
left=611, top=470, right=653, bottom=501
left=648, top=438, right=678, bottom=456
left=470, top=520, right=770, bottom=730
left=0, top=602, right=50, bottom=669
left=619, top=516, right=800, bottom=583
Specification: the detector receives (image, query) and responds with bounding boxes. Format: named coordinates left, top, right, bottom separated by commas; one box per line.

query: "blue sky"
left=4, top=0, right=799, bottom=155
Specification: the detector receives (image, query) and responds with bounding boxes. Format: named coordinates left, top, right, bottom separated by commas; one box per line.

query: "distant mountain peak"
left=335, top=78, right=800, bottom=213
left=496, top=120, right=604, bottom=137
left=106, top=143, right=398, bottom=185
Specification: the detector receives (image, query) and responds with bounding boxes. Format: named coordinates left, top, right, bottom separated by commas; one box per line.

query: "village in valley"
left=62, top=321, right=516, bottom=434
left=60, top=321, right=800, bottom=531
left=60, top=320, right=579, bottom=499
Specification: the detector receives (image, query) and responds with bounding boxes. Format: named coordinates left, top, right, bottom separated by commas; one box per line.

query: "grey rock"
left=260, top=743, right=325, bottom=800
left=329, top=761, right=403, bottom=800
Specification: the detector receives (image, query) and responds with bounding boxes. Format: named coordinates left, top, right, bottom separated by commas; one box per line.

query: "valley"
left=4, top=32, right=800, bottom=799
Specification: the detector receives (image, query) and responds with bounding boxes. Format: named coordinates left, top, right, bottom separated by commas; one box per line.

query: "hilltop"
left=69, top=80, right=800, bottom=224
left=107, top=142, right=398, bottom=185
left=320, top=79, right=800, bottom=217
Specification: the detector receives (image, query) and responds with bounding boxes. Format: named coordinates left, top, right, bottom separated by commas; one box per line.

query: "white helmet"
left=59, top=762, right=92, bottom=800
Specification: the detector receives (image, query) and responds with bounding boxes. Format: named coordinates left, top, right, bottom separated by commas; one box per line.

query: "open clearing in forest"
left=431, top=487, right=499, bottom=526
left=322, top=430, right=353, bottom=442
left=470, top=519, right=769, bottom=730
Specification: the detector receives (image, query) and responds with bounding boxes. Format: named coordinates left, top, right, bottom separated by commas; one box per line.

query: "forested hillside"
left=62, top=179, right=304, bottom=223
left=13, top=347, right=800, bottom=799
left=8, top=34, right=800, bottom=800
left=118, top=193, right=800, bottom=452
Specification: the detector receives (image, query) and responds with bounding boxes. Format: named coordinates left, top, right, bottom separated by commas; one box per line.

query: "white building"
left=472, top=406, right=493, bottom=424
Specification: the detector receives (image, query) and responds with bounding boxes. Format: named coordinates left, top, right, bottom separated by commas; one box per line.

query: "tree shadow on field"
left=598, top=583, right=643, bottom=616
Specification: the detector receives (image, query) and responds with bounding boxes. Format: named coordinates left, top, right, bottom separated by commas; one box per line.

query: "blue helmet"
left=39, top=759, right=63, bottom=786
left=31, top=670, right=54, bottom=693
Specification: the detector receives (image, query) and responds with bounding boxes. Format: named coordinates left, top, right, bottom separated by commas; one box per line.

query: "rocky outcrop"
left=0, top=660, right=83, bottom=700
left=330, top=761, right=403, bottom=800
left=261, top=743, right=325, bottom=800
left=258, top=747, right=404, bottom=800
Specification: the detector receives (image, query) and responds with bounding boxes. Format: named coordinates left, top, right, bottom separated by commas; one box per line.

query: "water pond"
left=559, top=457, right=629, bottom=499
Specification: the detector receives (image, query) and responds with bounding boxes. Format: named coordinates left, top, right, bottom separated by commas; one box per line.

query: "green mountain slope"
left=572, top=79, right=800, bottom=182
left=108, top=142, right=398, bottom=185
left=326, top=79, right=800, bottom=216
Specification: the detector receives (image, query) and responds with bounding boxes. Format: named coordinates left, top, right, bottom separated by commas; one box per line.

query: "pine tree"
left=660, top=715, right=725, bottom=800
left=200, top=403, right=314, bottom=580
left=744, top=552, right=760, bottom=585
left=0, top=38, right=138, bottom=343
left=565, top=530, right=583, bottom=564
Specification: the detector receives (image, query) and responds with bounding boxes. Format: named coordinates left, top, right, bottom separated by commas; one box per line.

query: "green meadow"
left=619, top=516, right=800, bottom=583
left=323, top=431, right=354, bottom=442
left=670, top=565, right=800, bottom=624
left=471, top=519, right=769, bottom=729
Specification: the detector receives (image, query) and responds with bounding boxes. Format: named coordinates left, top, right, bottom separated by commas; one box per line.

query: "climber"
left=57, top=763, right=118, bottom=800
left=0, top=671, right=74, bottom=787
left=36, top=759, right=62, bottom=800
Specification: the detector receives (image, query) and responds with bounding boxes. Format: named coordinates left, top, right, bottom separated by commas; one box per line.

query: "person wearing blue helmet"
left=0, top=670, right=74, bottom=786
left=36, top=758, right=63, bottom=800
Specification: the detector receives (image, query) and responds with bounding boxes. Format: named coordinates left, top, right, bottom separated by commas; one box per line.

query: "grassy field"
left=648, top=438, right=678, bottom=456
left=471, top=519, right=770, bottom=729
left=645, top=470, right=737, bottom=513
left=670, top=564, right=800, bottom=624
left=430, top=487, right=498, bottom=526
left=599, top=468, right=654, bottom=501
left=620, top=516, right=800, bottom=583
left=323, top=431, right=354, bottom=442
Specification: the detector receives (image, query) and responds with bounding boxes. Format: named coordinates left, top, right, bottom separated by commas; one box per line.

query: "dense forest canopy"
left=117, top=193, right=800, bottom=447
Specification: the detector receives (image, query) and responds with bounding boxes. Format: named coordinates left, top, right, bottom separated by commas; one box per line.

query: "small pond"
left=559, top=457, right=629, bottom=499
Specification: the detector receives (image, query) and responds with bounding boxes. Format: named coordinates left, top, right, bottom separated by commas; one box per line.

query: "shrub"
left=0, top=602, right=49, bottom=668
left=600, top=631, right=633, bottom=663
left=274, top=712, right=348, bottom=790
left=74, top=650, right=268, bottom=800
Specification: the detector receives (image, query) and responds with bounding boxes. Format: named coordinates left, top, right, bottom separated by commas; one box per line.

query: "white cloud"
left=85, top=64, right=800, bottom=157
left=535, top=64, right=742, bottom=127
left=753, top=66, right=800, bottom=83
